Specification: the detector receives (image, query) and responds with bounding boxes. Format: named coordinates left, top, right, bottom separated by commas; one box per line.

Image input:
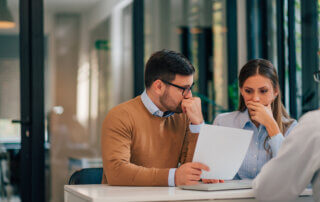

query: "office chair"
left=0, top=145, right=10, bottom=198
left=68, top=167, right=103, bottom=185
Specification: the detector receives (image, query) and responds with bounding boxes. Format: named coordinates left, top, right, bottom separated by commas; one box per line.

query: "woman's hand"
left=202, top=179, right=225, bottom=184
left=247, top=101, right=280, bottom=137
left=247, top=101, right=273, bottom=125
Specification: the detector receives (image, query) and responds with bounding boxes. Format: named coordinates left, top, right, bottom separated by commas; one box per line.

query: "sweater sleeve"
left=101, top=109, right=169, bottom=186
left=179, top=125, right=199, bottom=164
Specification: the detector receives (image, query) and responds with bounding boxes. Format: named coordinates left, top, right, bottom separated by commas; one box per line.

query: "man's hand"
left=181, top=97, right=204, bottom=125
left=175, top=162, right=209, bottom=186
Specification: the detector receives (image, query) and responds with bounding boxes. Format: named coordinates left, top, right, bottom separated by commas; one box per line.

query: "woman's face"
left=240, top=74, right=278, bottom=107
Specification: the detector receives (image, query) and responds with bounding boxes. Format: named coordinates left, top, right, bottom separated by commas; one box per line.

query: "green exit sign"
left=95, top=40, right=110, bottom=50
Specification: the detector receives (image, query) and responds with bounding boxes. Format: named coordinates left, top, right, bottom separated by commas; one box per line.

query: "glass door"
left=0, top=0, right=22, bottom=201
left=1, top=0, right=45, bottom=201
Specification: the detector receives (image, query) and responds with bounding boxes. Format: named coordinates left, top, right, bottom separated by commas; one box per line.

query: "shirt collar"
left=238, top=109, right=266, bottom=130
left=141, top=90, right=174, bottom=117
left=238, top=109, right=252, bottom=129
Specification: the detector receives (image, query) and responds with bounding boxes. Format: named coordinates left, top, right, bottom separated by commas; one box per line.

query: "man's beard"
left=159, top=90, right=183, bottom=113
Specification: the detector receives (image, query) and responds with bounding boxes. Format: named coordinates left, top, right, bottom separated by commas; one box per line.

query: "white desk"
left=64, top=184, right=313, bottom=202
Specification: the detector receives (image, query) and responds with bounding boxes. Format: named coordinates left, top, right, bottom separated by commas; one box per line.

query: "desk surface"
left=64, top=184, right=313, bottom=202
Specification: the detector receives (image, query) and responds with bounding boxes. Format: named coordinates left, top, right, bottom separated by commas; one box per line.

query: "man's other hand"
left=175, top=162, right=209, bottom=186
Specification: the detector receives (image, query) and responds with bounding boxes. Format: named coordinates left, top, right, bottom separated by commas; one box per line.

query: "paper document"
left=192, top=124, right=253, bottom=180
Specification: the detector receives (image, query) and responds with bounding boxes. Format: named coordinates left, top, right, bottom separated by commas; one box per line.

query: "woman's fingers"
left=202, top=179, right=224, bottom=184
left=247, top=103, right=262, bottom=110
left=247, top=101, right=264, bottom=107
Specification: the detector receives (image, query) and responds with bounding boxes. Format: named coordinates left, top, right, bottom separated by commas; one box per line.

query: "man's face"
left=159, top=74, right=193, bottom=113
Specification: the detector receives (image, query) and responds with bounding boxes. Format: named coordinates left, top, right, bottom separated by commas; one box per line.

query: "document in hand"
left=192, top=124, right=253, bottom=180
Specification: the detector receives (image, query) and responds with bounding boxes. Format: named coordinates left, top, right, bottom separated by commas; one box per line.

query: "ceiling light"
left=0, top=0, right=15, bottom=29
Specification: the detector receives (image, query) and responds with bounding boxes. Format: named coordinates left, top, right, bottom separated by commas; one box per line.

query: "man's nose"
left=184, top=90, right=192, bottom=99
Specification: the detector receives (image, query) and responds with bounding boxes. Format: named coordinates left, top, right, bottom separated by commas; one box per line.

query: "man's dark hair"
left=144, top=49, right=195, bottom=88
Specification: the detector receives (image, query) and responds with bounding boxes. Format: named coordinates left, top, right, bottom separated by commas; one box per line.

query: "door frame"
left=19, top=0, right=45, bottom=201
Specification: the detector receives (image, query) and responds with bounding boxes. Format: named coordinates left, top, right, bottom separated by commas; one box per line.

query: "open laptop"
left=179, top=180, right=252, bottom=191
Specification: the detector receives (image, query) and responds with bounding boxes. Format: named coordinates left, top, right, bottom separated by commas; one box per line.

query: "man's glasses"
left=313, top=71, right=320, bottom=83
left=161, top=80, right=194, bottom=96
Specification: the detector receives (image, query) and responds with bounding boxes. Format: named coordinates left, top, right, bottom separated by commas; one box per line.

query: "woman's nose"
left=252, top=93, right=260, bottom=102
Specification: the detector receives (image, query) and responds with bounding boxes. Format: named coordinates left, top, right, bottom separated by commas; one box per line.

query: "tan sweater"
left=101, top=96, right=198, bottom=186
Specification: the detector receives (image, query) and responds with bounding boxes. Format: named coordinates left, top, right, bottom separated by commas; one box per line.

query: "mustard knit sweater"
left=101, top=96, right=198, bottom=186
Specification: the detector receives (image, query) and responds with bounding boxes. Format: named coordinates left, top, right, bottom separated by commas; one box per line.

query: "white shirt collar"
left=141, top=90, right=174, bottom=117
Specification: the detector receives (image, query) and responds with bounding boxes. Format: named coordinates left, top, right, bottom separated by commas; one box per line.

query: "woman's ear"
left=239, top=88, right=244, bottom=97
left=274, top=88, right=279, bottom=100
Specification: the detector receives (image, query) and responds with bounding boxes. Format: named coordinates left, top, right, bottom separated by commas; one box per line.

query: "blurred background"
left=0, top=0, right=319, bottom=201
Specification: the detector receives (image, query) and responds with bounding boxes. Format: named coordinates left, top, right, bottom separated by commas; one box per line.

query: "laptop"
left=179, top=180, right=252, bottom=191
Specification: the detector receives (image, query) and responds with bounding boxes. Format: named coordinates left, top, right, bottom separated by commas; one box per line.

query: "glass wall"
left=294, top=0, right=302, bottom=117
left=0, top=0, right=20, bottom=200
left=212, top=0, right=228, bottom=122
left=247, top=0, right=319, bottom=119
left=43, top=1, right=133, bottom=201
left=0, top=1, right=134, bottom=201
left=144, top=0, right=319, bottom=122
left=144, top=0, right=228, bottom=123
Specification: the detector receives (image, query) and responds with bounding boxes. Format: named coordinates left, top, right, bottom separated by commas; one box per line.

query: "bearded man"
left=101, top=49, right=208, bottom=186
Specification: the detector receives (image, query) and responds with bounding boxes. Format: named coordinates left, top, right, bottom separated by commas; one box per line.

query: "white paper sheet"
left=192, top=124, right=253, bottom=180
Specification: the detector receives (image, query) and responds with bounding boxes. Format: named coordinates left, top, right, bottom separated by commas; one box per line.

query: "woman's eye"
left=245, top=89, right=252, bottom=93
left=260, top=89, right=268, bottom=93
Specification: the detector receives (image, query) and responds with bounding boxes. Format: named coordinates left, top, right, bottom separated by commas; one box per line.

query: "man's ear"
left=152, top=79, right=165, bottom=95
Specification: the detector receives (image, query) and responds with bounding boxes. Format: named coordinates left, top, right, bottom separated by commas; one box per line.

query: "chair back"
left=68, top=167, right=103, bottom=185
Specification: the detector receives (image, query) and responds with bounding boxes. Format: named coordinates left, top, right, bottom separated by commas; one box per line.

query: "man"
left=253, top=71, right=320, bottom=201
left=101, top=49, right=208, bottom=186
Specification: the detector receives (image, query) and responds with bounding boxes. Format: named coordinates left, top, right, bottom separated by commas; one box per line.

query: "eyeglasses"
left=313, top=71, right=320, bottom=83
left=161, top=80, right=194, bottom=96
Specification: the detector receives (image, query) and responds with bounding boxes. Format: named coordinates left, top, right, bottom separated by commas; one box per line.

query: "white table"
left=64, top=184, right=313, bottom=202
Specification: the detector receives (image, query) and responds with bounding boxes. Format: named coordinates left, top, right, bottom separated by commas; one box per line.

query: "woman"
left=214, top=59, right=297, bottom=180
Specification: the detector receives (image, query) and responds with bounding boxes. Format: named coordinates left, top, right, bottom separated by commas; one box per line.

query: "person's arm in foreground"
left=253, top=114, right=320, bottom=200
